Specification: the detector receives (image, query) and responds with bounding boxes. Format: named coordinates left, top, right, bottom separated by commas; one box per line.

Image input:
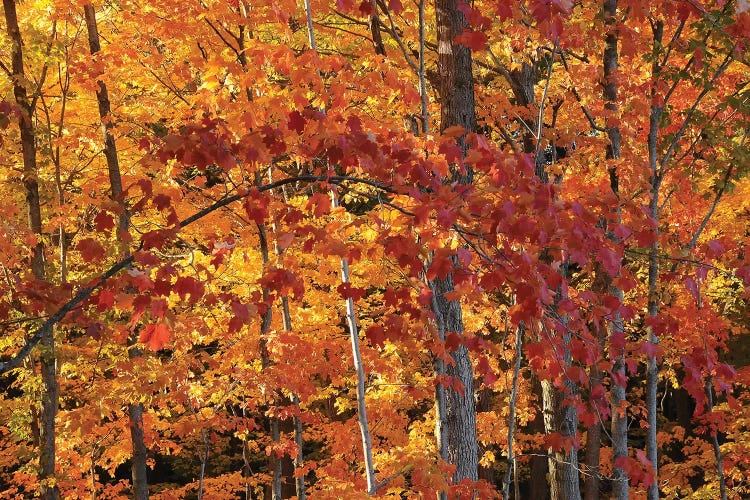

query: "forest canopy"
left=1, top=0, right=749, bottom=498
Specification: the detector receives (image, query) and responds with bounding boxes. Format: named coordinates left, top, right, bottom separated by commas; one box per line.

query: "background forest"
left=1, top=0, right=749, bottom=498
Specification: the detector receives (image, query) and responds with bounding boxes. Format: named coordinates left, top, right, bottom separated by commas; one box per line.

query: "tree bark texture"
left=83, top=5, right=149, bottom=497
left=433, top=0, right=479, bottom=485
left=3, top=1, right=57, bottom=498
left=602, top=2, right=629, bottom=499
left=646, top=20, right=664, bottom=500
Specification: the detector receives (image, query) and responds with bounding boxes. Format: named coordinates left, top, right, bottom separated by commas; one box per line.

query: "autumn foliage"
left=1, top=0, right=749, bottom=498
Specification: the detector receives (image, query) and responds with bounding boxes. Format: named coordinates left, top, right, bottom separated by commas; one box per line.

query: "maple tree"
left=1, top=0, right=749, bottom=499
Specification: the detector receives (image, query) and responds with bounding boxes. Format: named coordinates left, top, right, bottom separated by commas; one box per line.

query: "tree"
left=0, top=1, right=749, bottom=498
left=2, top=1, right=57, bottom=498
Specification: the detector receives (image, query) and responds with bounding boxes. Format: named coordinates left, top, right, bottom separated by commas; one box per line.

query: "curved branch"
left=0, top=174, right=395, bottom=374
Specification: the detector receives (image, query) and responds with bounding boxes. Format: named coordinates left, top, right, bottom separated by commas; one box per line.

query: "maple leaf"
left=685, top=277, right=699, bottom=301
left=152, top=193, right=172, bottom=211
left=245, top=188, right=269, bottom=224
left=442, top=125, right=466, bottom=138
left=139, top=323, right=171, bottom=351
left=306, top=192, right=330, bottom=217
left=337, top=282, right=365, bottom=301
left=142, top=229, right=175, bottom=250
left=336, top=0, right=356, bottom=12
left=96, top=289, right=116, bottom=312
left=86, top=322, right=103, bottom=340
left=174, top=276, right=205, bottom=304
left=77, top=238, right=106, bottom=262
left=287, top=110, right=305, bottom=134
left=388, top=0, right=403, bottom=14
left=94, top=211, right=115, bottom=232
left=445, top=332, right=463, bottom=351
left=427, top=250, right=455, bottom=280
left=706, top=239, right=724, bottom=257
left=358, top=0, right=372, bottom=15
left=436, top=208, right=455, bottom=229
left=597, top=246, right=621, bottom=276
left=365, top=325, right=386, bottom=347
left=544, top=432, right=565, bottom=451
left=476, top=356, right=497, bottom=386
left=495, top=1, right=513, bottom=19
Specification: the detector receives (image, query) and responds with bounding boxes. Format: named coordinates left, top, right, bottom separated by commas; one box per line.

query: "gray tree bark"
left=645, top=20, right=664, bottom=500
left=601, top=2, right=629, bottom=499
left=433, top=0, right=479, bottom=486
left=256, top=219, right=283, bottom=500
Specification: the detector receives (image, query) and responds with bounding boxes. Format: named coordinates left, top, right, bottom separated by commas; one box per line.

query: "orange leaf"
left=139, top=323, right=171, bottom=351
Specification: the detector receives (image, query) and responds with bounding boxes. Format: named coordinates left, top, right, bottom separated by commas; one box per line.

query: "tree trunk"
left=601, top=2, right=629, bottom=499
left=256, top=218, right=283, bottom=500
left=3, top=2, right=57, bottom=498
left=368, top=0, right=386, bottom=56
left=505, top=54, right=582, bottom=498
left=83, top=5, right=148, bottom=497
left=583, top=399, right=601, bottom=500
left=646, top=20, right=664, bottom=500
left=274, top=170, right=307, bottom=499
left=128, top=402, right=149, bottom=499
left=302, top=0, right=378, bottom=492
left=529, top=377, right=550, bottom=500
left=541, top=381, right=560, bottom=500
left=502, top=323, right=524, bottom=500
left=433, top=0, right=479, bottom=486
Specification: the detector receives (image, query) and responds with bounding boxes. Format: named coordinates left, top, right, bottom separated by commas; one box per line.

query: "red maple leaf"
left=365, top=325, right=386, bottom=347
left=139, top=323, right=171, bottom=351
left=174, top=276, right=205, bottom=304
left=94, top=211, right=115, bottom=232
left=77, top=238, right=106, bottom=262
left=337, top=282, right=365, bottom=301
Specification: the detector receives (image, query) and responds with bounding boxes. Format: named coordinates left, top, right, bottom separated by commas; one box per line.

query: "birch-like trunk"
left=256, top=219, right=283, bottom=500
left=502, top=323, right=524, bottom=500
left=601, top=2, right=629, bottom=499
left=645, top=20, right=664, bottom=500
left=303, top=0, right=378, bottom=492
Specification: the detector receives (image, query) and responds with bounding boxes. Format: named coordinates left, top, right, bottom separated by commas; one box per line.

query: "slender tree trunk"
left=601, top=2, right=629, bottom=499
left=82, top=5, right=148, bottom=497
left=541, top=381, right=561, bottom=500
left=543, top=273, right=580, bottom=500
left=368, top=0, right=386, bottom=56
left=302, top=1, right=378, bottom=492
left=529, top=378, right=550, bottom=500
left=531, top=47, right=581, bottom=499
left=336, top=212, right=378, bottom=494
left=3, top=2, right=57, bottom=498
left=583, top=389, right=601, bottom=500
left=691, top=280, right=728, bottom=500
left=271, top=167, right=307, bottom=500
left=541, top=327, right=580, bottom=500
left=507, top=53, right=581, bottom=498
left=256, top=218, right=283, bottom=500
left=290, top=391, right=307, bottom=500
left=502, top=323, right=524, bottom=500
left=433, top=0, right=479, bottom=486
left=646, top=20, right=664, bottom=500
left=705, top=377, right=727, bottom=500
left=418, top=0, right=428, bottom=134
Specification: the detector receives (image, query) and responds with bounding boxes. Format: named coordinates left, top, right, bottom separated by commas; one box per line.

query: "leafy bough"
left=0, top=174, right=396, bottom=375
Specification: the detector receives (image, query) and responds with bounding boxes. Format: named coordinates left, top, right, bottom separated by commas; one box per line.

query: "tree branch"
left=0, top=174, right=397, bottom=374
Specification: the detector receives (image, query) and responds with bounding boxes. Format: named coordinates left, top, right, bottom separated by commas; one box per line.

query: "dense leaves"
left=0, top=0, right=749, bottom=498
